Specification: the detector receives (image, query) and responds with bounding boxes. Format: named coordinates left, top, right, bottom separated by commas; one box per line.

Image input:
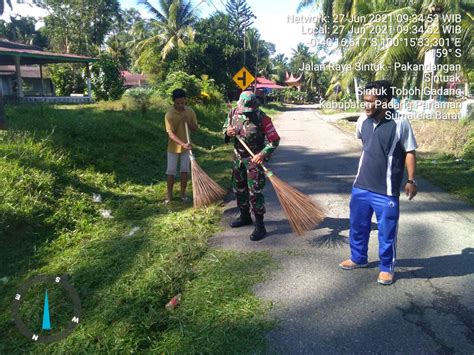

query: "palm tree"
left=342, top=1, right=472, bottom=90
left=127, top=20, right=155, bottom=69
left=290, top=43, right=311, bottom=75
left=299, top=0, right=473, bottom=98
left=137, top=0, right=197, bottom=60
left=272, top=53, right=289, bottom=84
left=292, top=43, right=311, bottom=59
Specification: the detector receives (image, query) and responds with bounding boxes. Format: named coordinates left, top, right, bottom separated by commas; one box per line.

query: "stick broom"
left=235, top=136, right=325, bottom=235
left=185, top=122, right=226, bottom=208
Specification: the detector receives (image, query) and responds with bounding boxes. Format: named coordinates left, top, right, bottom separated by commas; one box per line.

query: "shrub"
left=199, top=75, right=224, bottom=105
left=49, top=64, right=86, bottom=96
left=90, top=53, right=126, bottom=101
left=122, top=87, right=154, bottom=114
left=159, top=71, right=202, bottom=101
left=157, top=71, right=224, bottom=106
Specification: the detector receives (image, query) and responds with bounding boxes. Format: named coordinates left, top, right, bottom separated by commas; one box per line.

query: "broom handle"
left=235, top=136, right=269, bottom=173
left=184, top=122, right=194, bottom=157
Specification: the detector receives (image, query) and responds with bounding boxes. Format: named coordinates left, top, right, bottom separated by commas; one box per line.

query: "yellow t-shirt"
left=165, top=106, right=198, bottom=153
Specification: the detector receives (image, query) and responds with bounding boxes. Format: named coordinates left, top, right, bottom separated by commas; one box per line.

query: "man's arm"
left=185, top=110, right=199, bottom=132
left=223, top=110, right=236, bottom=143
left=404, top=151, right=417, bottom=200
left=168, top=131, right=191, bottom=150
left=252, top=114, right=280, bottom=164
left=355, top=114, right=365, bottom=139
left=401, top=119, right=418, bottom=200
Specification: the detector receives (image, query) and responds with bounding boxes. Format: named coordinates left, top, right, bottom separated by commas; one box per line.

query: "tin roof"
left=0, top=39, right=97, bottom=65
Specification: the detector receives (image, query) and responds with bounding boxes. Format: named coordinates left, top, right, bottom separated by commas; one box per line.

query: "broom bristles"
left=268, top=174, right=325, bottom=236
left=190, top=159, right=227, bottom=208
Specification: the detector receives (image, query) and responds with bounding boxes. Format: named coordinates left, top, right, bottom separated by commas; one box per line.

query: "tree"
left=41, top=0, right=121, bottom=56
left=272, top=53, right=289, bottom=84
left=137, top=0, right=197, bottom=60
left=0, top=16, right=48, bottom=47
left=297, top=0, right=473, bottom=96
left=106, top=9, right=142, bottom=70
left=290, top=43, right=311, bottom=75
left=243, top=27, right=275, bottom=75
left=305, top=54, right=330, bottom=98
left=170, top=13, right=242, bottom=98
left=225, top=0, right=256, bottom=38
left=90, top=53, right=125, bottom=101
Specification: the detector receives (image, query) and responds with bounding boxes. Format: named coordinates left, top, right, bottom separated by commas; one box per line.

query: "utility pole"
left=243, top=27, right=246, bottom=67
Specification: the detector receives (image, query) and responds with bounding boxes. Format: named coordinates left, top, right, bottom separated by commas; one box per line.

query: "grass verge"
left=0, top=102, right=275, bottom=352
left=261, top=102, right=286, bottom=117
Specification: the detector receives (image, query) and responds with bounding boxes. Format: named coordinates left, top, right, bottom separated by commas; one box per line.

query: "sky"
left=120, top=0, right=317, bottom=59
left=3, top=0, right=319, bottom=59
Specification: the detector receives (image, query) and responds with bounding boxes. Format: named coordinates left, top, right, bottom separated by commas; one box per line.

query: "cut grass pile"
left=0, top=102, right=274, bottom=353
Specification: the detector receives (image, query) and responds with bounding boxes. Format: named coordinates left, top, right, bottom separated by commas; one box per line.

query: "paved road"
left=209, top=105, right=474, bottom=354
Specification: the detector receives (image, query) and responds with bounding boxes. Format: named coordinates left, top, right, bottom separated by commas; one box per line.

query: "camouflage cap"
left=237, top=91, right=258, bottom=113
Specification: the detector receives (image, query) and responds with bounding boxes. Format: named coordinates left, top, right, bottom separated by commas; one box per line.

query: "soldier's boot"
left=250, top=214, right=267, bottom=241
left=230, top=209, right=253, bottom=228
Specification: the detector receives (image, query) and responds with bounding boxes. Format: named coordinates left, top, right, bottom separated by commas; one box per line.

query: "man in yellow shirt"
left=164, top=89, right=199, bottom=203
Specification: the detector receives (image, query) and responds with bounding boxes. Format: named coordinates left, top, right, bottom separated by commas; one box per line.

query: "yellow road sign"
left=232, top=67, right=255, bottom=90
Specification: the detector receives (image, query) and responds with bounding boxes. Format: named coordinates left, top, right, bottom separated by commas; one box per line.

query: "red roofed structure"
left=254, top=76, right=285, bottom=90
left=121, top=71, right=149, bottom=88
left=285, top=72, right=303, bottom=91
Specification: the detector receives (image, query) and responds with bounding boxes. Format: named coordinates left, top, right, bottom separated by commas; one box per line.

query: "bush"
left=277, top=88, right=308, bottom=104
left=122, top=88, right=154, bottom=114
left=462, top=127, right=474, bottom=159
left=49, top=64, right=86, bottom=96
left=90, top=53, right=125, bottom=101
left=159, top=71, right=202, bottom=101
left=199, top=75, right=224, bottom=105
left=158, top=71, right=224, bottom=105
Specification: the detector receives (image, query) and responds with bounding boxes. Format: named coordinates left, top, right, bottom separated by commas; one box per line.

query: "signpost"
left=232, top=67, right=255, bottom=91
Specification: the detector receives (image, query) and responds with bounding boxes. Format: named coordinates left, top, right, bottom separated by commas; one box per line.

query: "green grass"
left=261, top=102, right=286, bottom=117
left=418, top=153, right=474, bottom=204
left=0, top=102, right=274, bottom=353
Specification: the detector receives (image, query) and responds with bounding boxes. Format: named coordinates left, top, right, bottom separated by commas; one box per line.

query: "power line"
left=206, top=0, right=221, bottom=13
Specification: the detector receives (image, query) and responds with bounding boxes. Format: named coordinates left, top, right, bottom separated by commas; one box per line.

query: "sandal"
left=339, top=259, right=369, bottom=270
left=377, top=272, right=394, bottom=285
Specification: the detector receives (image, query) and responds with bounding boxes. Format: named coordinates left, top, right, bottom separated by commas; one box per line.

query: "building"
left=121, top=71, right=149, bottom=88
left=0, top=38, right=97, bottom=104
left=285, top=72, right=303, bottom=91
left=0, top=64, right=54, bottom=96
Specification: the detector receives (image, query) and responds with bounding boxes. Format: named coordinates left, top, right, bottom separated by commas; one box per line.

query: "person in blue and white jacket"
left=339, top=80, right=418, bottom=286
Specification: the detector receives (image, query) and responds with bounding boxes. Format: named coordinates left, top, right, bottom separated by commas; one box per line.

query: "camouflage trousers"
left=232, top=159, right=266, bottom=215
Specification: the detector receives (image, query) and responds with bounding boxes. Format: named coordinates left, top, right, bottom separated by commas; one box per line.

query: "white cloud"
left=0, top=2, right=48, bottom=29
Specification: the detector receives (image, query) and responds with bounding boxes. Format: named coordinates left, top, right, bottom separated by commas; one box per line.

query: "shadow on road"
left=396, top=248, right=474, bottom=280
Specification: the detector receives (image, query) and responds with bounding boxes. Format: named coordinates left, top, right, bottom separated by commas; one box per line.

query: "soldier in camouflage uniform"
left=223, top=91, right=280, bottom=241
